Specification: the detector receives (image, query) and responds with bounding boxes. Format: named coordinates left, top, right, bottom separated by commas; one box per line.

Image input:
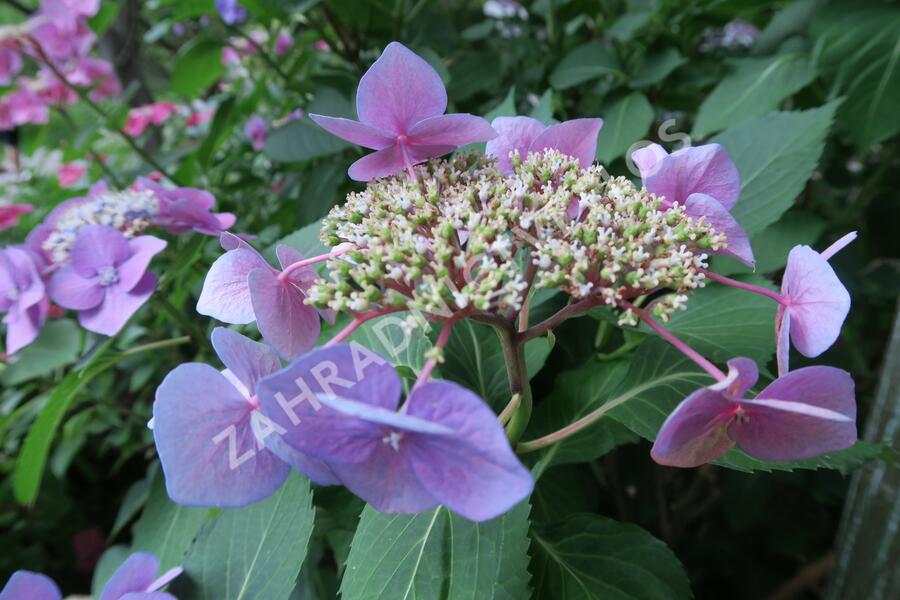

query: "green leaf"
left=196, top=96, right=237, bottom=167
left=645, top=277, right=778, bottom=363
left=595, top=92, right=654, bottom=164
left=486, top=86, right=517, bottom=121
left=715, top=440, right=888, bottom=475
left=340, top=502, right=532, bottom=599
left=693, top=53, right=818, bottom=137
left=550, top=43, right=621, bottom=90
left=753, top=0, right=821, bottom=55
left=268, top=218, right=328, bottom=261
left=264, top=118, right=352, bottom=163
left=91, top=545, right=132, bottom=596
left=173, top=473, right=315, bottom=600
left=170, top=39, right=225, bottom=98
left=527, top=359, right=638, bottom=474
left=132, top=471, right=212, bottom=572
left=442, top=320, right=551, bottom=410
left=631, top=48, right=686, bottom=88
left=530, top=89, right=556, bottom=124
left=812, top=4, right=900, bottom=149
left=347, top=315, right=433, bottom=373
left=710, top=102, right=838, bottom=236
left=1, top=319, right=81, bottom=386
left=531, top=513, right=691, bottom=599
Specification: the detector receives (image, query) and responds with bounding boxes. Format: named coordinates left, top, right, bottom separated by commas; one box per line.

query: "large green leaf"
left=550, top=43, right=622, bottom=90
left=1, top=319, right=81, bottom=386
left=644, top=277, right=778, bottom=364
left=595, top=92, right=654, bottom=164
left=173, top=474, right=316, bottom=600
left=812, top=4, right=900, bottom=149
left=267, top=218, right=328, bottom=261
left=631, top=48, right=686, bottom=88
left=132, top=472, right=212, bottom=572
left=526, top=359, right=638, bottom=475
left=348, top=315, right=433, bottom=374
left=264, top=118, right=352, bottom=163
left=530, top=513, right=691, bottom=599
left=340, top=502, right=531, bottom=599
left=710, top=102, right=838, bottom=237
left=170, top=39, right=225, bottom=98
left=442, top=320, right=551, bottom=410
left=693, top=53, right=817, bottom=137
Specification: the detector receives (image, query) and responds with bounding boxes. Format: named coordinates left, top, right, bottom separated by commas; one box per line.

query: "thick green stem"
left=495, top=324, right=532, bottom=444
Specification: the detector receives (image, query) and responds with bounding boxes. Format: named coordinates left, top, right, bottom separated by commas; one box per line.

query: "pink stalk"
left=146, top=566, right=184, bottom=593
left=625, top=302, right=727, bottom=382
left=820, top=231, right=857, bottom=260
left=700, top=269, right=786, bottom=304
left=398, top=136, right=417, bottom=180
left=278, top=245, right=352, bottom=283
left=413, top=317, right=458, bottom=389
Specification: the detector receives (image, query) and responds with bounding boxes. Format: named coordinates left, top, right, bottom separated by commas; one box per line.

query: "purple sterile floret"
left=215, top=0, right=247, bottom=25
left=47, top=225, right=166, bottom=336
left=256, top=344, right=534, bottom=522
left=134, top=177, right=235, bottom=236
left=0, top=246, right=49, bottom=354
left=485, top=115, right=604, bottom=173
left=632, top=143, right=754, bottom=268
left=651, top=357, right=857, bottom=468
left=775, top=232, right=855, bottom=375
left=153, top=328, right=336, bottom=508
left=0, top=570, right=61, bottom=600
left=309, top=42, right=496, bottom=181
left=99, top=552, right=181, bottom=600
left=196, top=233, right=322, bottom=359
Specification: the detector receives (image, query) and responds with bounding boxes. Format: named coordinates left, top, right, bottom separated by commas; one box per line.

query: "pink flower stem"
left=413, top=317, right=458, bottom=390
left=278, top=246, right=352, bottom=282
left=623, top=301, right=727, bottom=382
left=324, top=308, right=401, bottom=347
left=699, top=269, right=786, bottom=305
left=398, top=136, right=417, bottom=180
left=820, top=231, right=857, bottom=260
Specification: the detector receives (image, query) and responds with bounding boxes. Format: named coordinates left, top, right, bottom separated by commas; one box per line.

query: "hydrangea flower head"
left=153, top=328, right=337, bottom=507
left=47, top=225, right=166, bottom=336
left=215, top=0, right=247, bottom=25
left=256, top=344, right=534, bottom=521
left=310, top=42, right=496, bottom=181
left=0, top=247, right=48, bottom=354
left=0, top=88, right=49, bottom=130
left=632, top=143, right=754, bottom=267
left=485, top=115, right=604, bottom=173
left=776, top=232, right=855, bottom=375
left=0, top=48, right=22, bottom=86
left=244, top=115, right=267, bottom=151
left=652, top=357, right=856, bottom=467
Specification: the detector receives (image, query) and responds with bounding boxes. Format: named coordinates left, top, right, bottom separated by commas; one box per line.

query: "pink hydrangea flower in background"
left=0, top=247, right=48, bottom=354
left=0, top=49, right=22, bottom=85
left=186, top=106, right=215, bottom=127
left=776, top=232, right=856, bottom=376
left=0, top=88, right=49, bottom=130
left=47, top=224, right=166, bottom=336
left=66, top=57, right=121, bottom=101
left=221, top=45, right=241, bottom=66
left=310, top=42, right=496, bottom=181
left=651, top=357, right=856, bottom=467
left=28, top=0, right=97, bottom=62
left=273, top=108, right=303, bottom=127
left=632, top=143, right=755, bottom=268
left=124, top=102, right=178, bottom=137
left=57, top=162, right=87, bottom=188
left=485, top=115, right=605, bottom=173
left=314, top=39, right=329, bottom=51
left=134, top=176, right=235, bottom=236
left=244, top=115, right=267, bottom=150
left=0, top=203, right=33, bottom=229
left=274, top=30, right=292, bottom=56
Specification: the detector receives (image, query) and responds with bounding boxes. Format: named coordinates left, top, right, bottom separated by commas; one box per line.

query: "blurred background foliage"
left=1, top=0, right=898, bottom=598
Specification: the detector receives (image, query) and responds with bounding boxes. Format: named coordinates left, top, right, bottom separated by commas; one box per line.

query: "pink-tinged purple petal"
left=0, top=571, right=61, bottom=600
left=211, top=327, right=280, bottom=391
left=118, top=236, right=167, bottom=292
left=347, top=144, right=405, bottom=181
left=256, top=344, right=403, bottom=458
left=405, top=381, right=534, bottom=521
left=356, top=42, right=447, bottom=135
left=631, top=143, right=668, bottom=176
left=250, top=412, right=340, bottom=485
left=730, top=366, right=856, bottom=461
left=99, top=552, right=159, bottom=600
left=153, top=363, right=290, bottom=507
left=78, top=272, right=156, bottom=336
left=220, top=231, right=251, bottom=251
left=776, top=306, right=790, bottom=377
left=781, top=245, right=851, bottom=357
left=47, top=267, right=103, bottom=310
left=2, top=247, right=46, bottom=310
left=68, top=224, right=130, bottom=276
left=721, top=356, right=759, bottom=398
left=196, top=247, right=270, bottom=324
left=330, top=444, right=439, bottom=514
left=408, top=113, right=497, bottom=147
left=120, top=593, right=176, bottom=600
left=216, top=212, right=236, bottom=231
left=650, top=386, right=737, bottom=468
left=485, top=116, right=546, bottom=173
left=276, top=245, right=336, bottom=324
left=684, top=193, right=755, bottom=268
left=248, top=268, right=320, bottom=359
left=820, top=231, right=857, bottom=260
left=529, top=117, right=604, bottom=170
left=308, top=114, right=395, bottom=150
left=4, top=300, right=48, bottom=355
left=643, top=143, right=741, bottom=210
